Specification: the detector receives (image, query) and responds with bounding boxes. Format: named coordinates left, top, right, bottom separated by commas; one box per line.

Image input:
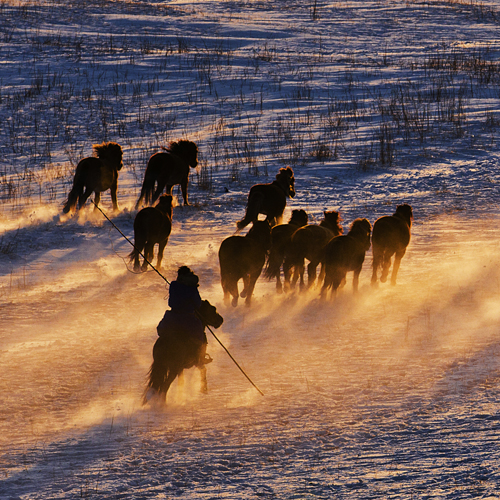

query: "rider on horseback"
left=157, top=266, right=212, bottom=364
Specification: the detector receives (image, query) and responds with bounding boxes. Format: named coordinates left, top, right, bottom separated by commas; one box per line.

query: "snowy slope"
left=1, top=0, right=500, bottom=498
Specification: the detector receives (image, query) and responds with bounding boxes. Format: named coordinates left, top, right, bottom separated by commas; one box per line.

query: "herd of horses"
left=63, top=140, right=414, bottom=403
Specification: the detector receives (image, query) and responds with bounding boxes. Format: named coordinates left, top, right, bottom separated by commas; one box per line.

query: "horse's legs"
left=93, top=191, right=101, bottom=210
left=79, top=187, right=93, bottom=209
left=283, top=258, right=292, bottom=292
left=152, top=181, right=166, bottom=204
left=380, top=250, right=393, bottom=283
left=240, top=274, right=250, bottom=298
left=133, top=235, right=145, bottom=272
left=371, top=244, right=381, bottom=286
left=142, top=242, right=155, bottom=272
left=275, top=270, right=283, bottom=294
left=391, top=249, right=406, bottom=285
left=223, top=277, right=239, bottom=307
left=110, top=181, right=119, bottom=211
left=156, top=239, right=169, bottom=269
left=298, top=262, right=306, bottom=291
left=320, top=274, right=331, bottom=300
left=244, top=272, right=259, bottom=306
left=352, top=267, right=362, bottom=293
left=290, top=259, right=304, bottom=290
left=161, top=369, right=179, bottom=403
left=198, top=365, right=208, bottom=394
left=180, top=179, right=189, bottom=206
left=307, top=261, right=318, bottom=289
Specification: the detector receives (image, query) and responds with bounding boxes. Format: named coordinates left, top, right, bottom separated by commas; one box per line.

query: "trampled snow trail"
left=2, top=208, right=500, bottom=498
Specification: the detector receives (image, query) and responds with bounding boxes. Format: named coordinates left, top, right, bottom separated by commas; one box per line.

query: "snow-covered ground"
left=2, top=0, right=500, bottom=498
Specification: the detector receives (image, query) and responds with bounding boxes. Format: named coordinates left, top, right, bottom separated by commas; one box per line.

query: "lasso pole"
left=91, top=201, right=264, bottom=396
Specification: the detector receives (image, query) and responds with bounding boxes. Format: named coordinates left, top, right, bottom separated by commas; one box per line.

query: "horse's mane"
left=92, top=141, right=122, bottom=159
left=288, top=209, right=308, bottom=226
left=347, top=218, right=372, bottom=242
left=394, top=204, right=413, bottom=225
left=276, top=166, right=294, bottom=180
left=320, top=211, right=343, bottom=235
left=162, top=140, right=198, bottom=156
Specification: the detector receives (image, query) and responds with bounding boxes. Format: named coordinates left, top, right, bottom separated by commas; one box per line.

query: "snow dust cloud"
left=1, top=209, right=500, bottom=471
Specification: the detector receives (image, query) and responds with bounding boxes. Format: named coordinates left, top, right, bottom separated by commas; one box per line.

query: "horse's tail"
left=236, top=190, right=263, bottom=231
left=142, top=361, right=168, bottom=405
left=62, top=163, right=86, bottom=213
left=135, top=169, right=156, bottom=209
left=128, top=247, right=140, bottom=265
left=264, top=245, right=283, bottom=280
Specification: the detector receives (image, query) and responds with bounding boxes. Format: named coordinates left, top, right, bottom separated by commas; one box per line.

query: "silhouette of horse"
left=321, top=218, right=372, bottom=299
left=371, top=204, right=413, bottom=286
left=135, top=140, right=198, bottom=209
left=236, top=167, right=295, bottom=230
left=264, top=209, right=309, bottom=293
left=63, top=142, right=123, bottom=214
left=143, top=299, right=223, bottom=404
left=219, top=221, right=272, bottom=306
left=284, top=211, right=343, bottom=290
left=129, top=195, right=173, bottom=272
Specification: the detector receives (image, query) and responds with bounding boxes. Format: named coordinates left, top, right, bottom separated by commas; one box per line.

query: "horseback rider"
left=157, top=266, right=212, bottom=364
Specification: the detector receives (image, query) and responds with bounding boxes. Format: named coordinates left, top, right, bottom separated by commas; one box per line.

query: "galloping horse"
left=135, top=140, right=198, bottom=209
left=284, top=211, right=343, bottom=290
left=371, top=204, right=413, bottom=286
left=236, top=167, right=295, bottom=230
left=143, top=300, right=223, bottom=404
left=219, top=220, right=272, bottom=306
left=264, top=209, right=309, bottom=293
left=129, top=195, right=173, bottom=272
left=63, top=142, right=123, bottom=213
left=321, top=218, right=372, bottom=299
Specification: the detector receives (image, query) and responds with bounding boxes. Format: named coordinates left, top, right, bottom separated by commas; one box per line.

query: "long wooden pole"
left=91, top=201, right=264, bottom=396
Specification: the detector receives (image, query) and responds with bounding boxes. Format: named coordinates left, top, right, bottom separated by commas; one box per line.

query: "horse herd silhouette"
left=63, top=140, right=414, bottom=402
left=63, top=139, right=413, bottom=302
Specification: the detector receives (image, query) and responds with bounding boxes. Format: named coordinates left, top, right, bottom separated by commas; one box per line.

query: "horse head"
left=155, top=195, right=174, bottom=217
left=321, top=210, right=343, bottom=236
left=276, top=167, right=295, bottom=198
left=169, top=140, right=199, bottom=168
left=198, top=300, right=224, bottom=329
left=246, top=220, right=272, bottom=251
left=288, top=209, right=308, bottom=227
left=395, top=204, right=413, bottom=227
left=93, top=142, right=123, bottom=171
left=348, top=218, right=372, bottom=251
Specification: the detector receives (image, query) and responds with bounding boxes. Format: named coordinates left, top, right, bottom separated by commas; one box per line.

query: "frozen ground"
left=2, top=0, right=500, bottom=498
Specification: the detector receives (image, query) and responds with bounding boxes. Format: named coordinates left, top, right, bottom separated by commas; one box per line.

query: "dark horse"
left=143, top=300, right=224, bottom=404
left=135, top=140, right=198, bottom=209
left=321, top=218, right=372, bottom=299
left=236, top=167, right=295, bottom=230
left=219, top=220, right=272, bottom=307
left=129, top=195, right=173, bottom=272
left=63, top=142, right=123, bottom=213
left=284, top=211, right=343, bottom=290
left=264, top=209, right=309, bottom=293
left=371, top=204, right=413, bottom=286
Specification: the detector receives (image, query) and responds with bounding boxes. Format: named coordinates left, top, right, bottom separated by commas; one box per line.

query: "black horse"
left=63, top=142, right=123, bottom=213
left=284, top=211, right=343, bottom=290
left=236, top=167, right=295, bottom=230
left=143, top=300, right=224, bottom=404
left=135, top=140, right=198, bottom=209
left=219, top=220, right=272, bottom=306
left=371, top=204, right=413, bottom=286
left=129, top=195, right=173, bottom=272
left=264, top=209, right=309, bottom=293
left=321, top=218, right=372, bottom=299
